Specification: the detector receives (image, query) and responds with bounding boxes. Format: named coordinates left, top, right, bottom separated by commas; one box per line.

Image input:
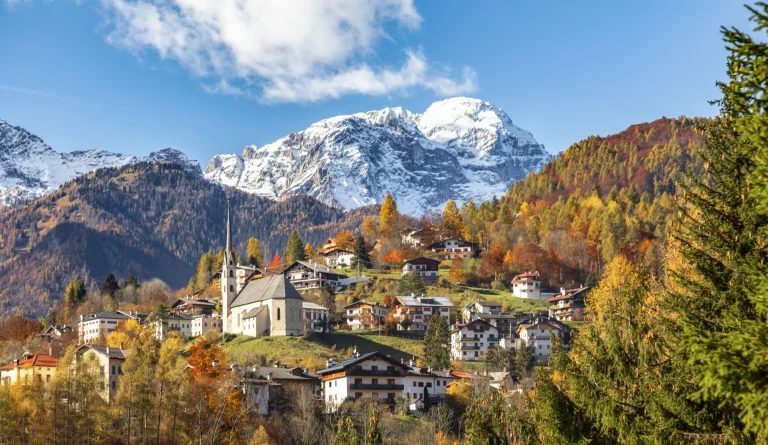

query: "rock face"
left=204, top=97, right=551, bottom=215
left=0, top=119, right=201, bottom=207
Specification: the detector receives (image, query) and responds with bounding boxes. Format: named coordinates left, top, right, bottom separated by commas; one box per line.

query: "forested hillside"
left=453, top=117, right=706, bottom=288
left=0, top=162, right=375, bottom=316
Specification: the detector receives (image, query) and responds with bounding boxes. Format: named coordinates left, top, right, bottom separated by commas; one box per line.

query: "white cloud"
left=98, top=0, right=477, bottom=102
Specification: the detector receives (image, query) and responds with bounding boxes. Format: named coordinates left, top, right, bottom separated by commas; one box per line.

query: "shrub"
left=490, top=280, right=507, bottom=291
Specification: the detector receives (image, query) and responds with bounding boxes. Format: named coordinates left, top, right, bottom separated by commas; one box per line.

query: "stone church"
left=220, top=202, right=304, bottom=337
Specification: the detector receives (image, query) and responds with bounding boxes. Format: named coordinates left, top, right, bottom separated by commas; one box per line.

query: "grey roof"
left=231, top=275, right=303, bottom=308
left=82, top=311, right=129, bottom=322
left=303, top=301, right=330, bottom=311
left=242, top=366, right=319, bottom=382
left=317, top=351, right=408, bottom=375
left=476, top=300, right=503, bottom=307
left=293, top=260, right=336, bottom=274
left=242, top=305, right=267, bottom=320
left=77, top=344, right=128, bottom=360
left=395, top=295, right=454, bottom=308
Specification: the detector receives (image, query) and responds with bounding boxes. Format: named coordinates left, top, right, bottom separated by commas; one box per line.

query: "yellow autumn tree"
left=440, top=200, right=466, bottom=239
left=379, top=193, right=398, bottom=239
left=107, top=319, right=149, bottom=349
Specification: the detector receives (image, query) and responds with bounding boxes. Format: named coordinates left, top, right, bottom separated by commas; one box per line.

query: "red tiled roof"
left=0, top=353, right=60, bottom=370
left=512, top=272, right=539, bottom=282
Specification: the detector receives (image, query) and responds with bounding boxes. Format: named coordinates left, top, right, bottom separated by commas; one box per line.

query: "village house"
left=509, top=318, right=568, bottom=364
left=319, top=237, right=339, bottom=253
left=322, top=248, right=355, bottom=268
left=428, top=239, right=479, bottom=260
left=284, top=260, right=346, bottom=292
left=548, top=286, right=590, bottom=321
left=303, top=301, right=330, bottom=332
left=41, top=325, right=72, bottom=337
left=116, top=310, right=148, bottom=321
left=1, top=352, right=59, bottom=386
left=190, top=314, right=222, bottom=337
left=391, top=295, right=454, bottom=331
left=171, top=297, right=218, bottom=315
left=239, top=365, right=321, bottom=415
left=148, top=313, right=193, bottom=340
left=402, top=257, right=441, bottom=285
left=460, top=300, right=520, bottom=337
left=76, top=345, right=127, bottom=402
left=450, top=319, right=499, bottom=361
left=401, top=228, right=437, bottom=247
left=511, top=272, right=543, bottom=299
left=78, top=311, right=129, bottom=344
left=317, top=350, right=453, bottom=412
left=344, top=300, right=389, bottom=330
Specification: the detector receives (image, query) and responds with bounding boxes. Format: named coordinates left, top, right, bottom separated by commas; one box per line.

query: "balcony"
left=460, top=345, right=482, bottom=350
left=349, top=384, right=404, bottom=390
left=347, top=370, right=403, bottom=377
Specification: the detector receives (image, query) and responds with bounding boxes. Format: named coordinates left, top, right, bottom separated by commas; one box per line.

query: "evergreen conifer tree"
left=422, top=314, right=450, bottom=370
left=350, top=236, right=371, bottom=269
left=102, top=273, right=119, bottom=297
left=284, top=229, right=306, bottom=264
left=397, top=272, right=425, bottom=295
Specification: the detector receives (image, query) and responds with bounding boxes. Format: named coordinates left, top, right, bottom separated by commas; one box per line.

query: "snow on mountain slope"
left=205, top=97, right=550, bottom=215
left=0, top=119, right=200, bottom=208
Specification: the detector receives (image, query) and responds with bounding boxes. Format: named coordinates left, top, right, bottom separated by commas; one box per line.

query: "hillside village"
left=0, top=191, right=591, bottom=420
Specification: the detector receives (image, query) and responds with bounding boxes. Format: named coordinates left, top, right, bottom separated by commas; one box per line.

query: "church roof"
left=230, top=275, right=303, bottom=309
left=242, top=306, right=267, bottom=320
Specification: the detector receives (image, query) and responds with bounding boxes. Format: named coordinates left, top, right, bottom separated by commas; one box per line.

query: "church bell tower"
left=221, top=199, right=237, bottom=333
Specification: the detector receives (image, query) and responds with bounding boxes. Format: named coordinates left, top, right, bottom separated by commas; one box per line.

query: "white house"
left=148, top=313, right=192, bottom=340
left=344, top=300, right=389, bottom=330
left=322, top=248, right=355, bottom=268
left=450, top=319, right=499, bottom=361
left=515, top=319, right=564, bottom=364
left=191, top=314, right=222, bottom=337
left=316, top=351, right=453, bottom=412
left=78, top=311, right=129, bottom=344
left=511, top=272, right=542, bottom=300
left=401, top=228, right=436, bottom=247
left=1, top=353, right=59, bottom=386
left=428, top=239, right=479, bottom=260
left=401, top=257, right=441, bottom=285
left=391, top=295, right=453, bottom=331
left=303, top=301, right=330, bottom=332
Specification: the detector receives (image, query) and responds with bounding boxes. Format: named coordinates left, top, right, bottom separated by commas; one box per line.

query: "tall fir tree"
left=350, top=236, right=371, bottom=269
left=101, top=272, right=119, bottom=297
left=246, top=237, right=264, bottom=267
left=64, top=275, right=87, bottom=321
left=440, top=200, right=466, bottom=239
left=422, top=314, right=450, bottom=370
left=284, top=229, right=306, bottom=264
left=668, top=4, right=768, bottom=439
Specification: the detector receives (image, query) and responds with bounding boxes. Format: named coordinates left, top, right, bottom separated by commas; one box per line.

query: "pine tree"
left=378, top=193, right=398, bottom=239
left=464, top=390, right=508, bottom=445
left=667, top=5, right=768, bottom=438
left=246, top=237, right=264, bottom=267
left=102, top=273, right=119, bottom=297
left=284, top=229, right=306, bottom=264
left=123, top=274, right=140, bottom=289
left=350, top=236, right=371, bottom=269
left=397, top=272, right=425, bottom=296
left=422, top=314, right=450, bottom=370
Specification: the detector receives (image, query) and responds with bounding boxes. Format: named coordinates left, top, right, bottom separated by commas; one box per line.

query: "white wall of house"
left=190, top=315, right=221, bottom=337
left=450, top=324, right=499, bottom=361
left=512, top=279, right=542, bottom=299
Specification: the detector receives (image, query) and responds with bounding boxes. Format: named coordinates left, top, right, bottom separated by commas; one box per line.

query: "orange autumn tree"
left=268, top=253, right=282, bottom=269
left=383, top=250, right=405, bottom=266
left=449, top=256, right=465, bottom=283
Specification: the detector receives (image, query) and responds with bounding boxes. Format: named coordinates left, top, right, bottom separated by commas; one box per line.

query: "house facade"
left=303, top=301, right=330, bottom=332
left=240, top=366, right=321, bottom=415
left=391, top=295, right=453, bottom=331
left=428, top=239, right=478, bottom=260
left=548, top=287, right=590, bottom=321
left=317, top=351, right=453, bottom=412
left=284, top=261, right=346, bottom=292
left=191, top=314, right=222, bottom=337
left=461, top=301, right=520, bottom=337
left=1, top=353, right=59, bottom=386
left=514, top=319, right=567, bottom=364
left=171, top=297, right=218, bottom=316
left=511, top=272, right=542, bottom=299
left=322, top=248, right=355, bottom=268
left=78, top=311, right=129, bottom=344
left=401, top=228, right=437, bottom=247
left=148, top=313, right=193, bottom=340
left=450, top=319, right=499, bottom=361
left=76, top=345, right=127, bottom=402
left=344, top=300, right=389, bottom=330
left=402, top=257, right=441, bottom=285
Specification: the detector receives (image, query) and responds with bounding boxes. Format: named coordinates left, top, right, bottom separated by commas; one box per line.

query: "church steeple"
left=225, top=198, right=233, bottom=266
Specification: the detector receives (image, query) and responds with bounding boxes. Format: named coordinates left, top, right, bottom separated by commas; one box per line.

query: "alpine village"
left=3, top=4, right=768, bottom=445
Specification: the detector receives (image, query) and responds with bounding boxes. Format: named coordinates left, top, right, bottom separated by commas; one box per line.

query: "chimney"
left=560, top=287, right=566, bottom=296
left=411, top=293, right=415, bottom=298
left=106, top=346, right=110, bottom=355
left=79, top=314, right=84, bottom=322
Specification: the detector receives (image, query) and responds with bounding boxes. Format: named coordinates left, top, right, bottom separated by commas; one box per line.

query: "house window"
left=229, top=270, right=233, bottom=277
left=418, top=382, right=424, bottom=387
left=277, top=308, right=281, bottom=320
left=112, top=381, right=116, bottom=391
left=111, top=366, right=116, bottom=375
left=229, top=285, right=234, bottom=292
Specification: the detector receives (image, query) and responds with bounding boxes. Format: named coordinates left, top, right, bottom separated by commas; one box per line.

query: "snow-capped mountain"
left=0, top=119, right=200, bottom=207
left=204, top=97, right=551, bottom=215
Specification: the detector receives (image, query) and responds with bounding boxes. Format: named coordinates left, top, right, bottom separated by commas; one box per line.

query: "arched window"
left=277, top=308, right=281, bottom=321
left=229, top=270, right=233, bottom=278
left=229, top=285, right=234, bottom=292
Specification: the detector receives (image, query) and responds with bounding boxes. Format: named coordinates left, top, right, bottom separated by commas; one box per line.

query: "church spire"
left=226, top=198, right=233, bottom=265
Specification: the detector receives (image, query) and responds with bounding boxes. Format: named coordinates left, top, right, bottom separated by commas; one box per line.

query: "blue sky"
left=0, top=0, right=753, bottom=164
